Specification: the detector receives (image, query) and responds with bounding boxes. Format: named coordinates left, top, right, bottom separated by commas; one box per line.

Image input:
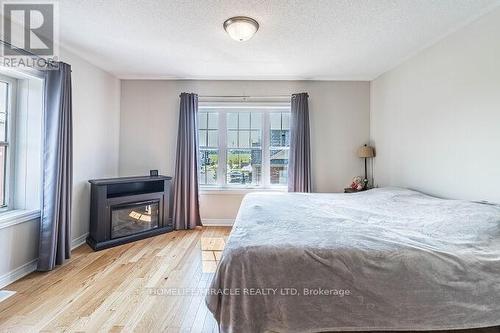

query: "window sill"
left=0, top=209, right=41, bottom=230
left=200, top=187, right=288, bottom=195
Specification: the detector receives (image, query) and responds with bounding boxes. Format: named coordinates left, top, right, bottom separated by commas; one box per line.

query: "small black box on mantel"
left=87, top=175, right=173, bottom=251
left=150, top=170, right=159, bottom=176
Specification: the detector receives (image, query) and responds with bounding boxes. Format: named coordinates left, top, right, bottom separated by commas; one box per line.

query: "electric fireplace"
left=87, top=175, right=173, bottom=250
left=111, top=200, right=160, bottom=239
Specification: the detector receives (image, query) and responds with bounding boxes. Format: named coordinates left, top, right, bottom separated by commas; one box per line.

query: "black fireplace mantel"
left=87, top=175, right=173, bottom=250
left=88, top=175, right=171, bottom=185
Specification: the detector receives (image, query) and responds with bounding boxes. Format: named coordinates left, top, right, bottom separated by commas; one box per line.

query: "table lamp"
left=358, top=144, right=375, bottom=189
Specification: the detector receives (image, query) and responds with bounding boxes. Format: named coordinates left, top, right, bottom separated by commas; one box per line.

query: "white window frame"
left=198, top=101, right=290, bottom=191
left=0, top=74, right=17, bottom=211
left=0, top=67, right=44, bottom=229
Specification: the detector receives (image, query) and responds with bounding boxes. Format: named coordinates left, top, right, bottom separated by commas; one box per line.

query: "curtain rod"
left=0, top=39, right=54, bottom=62
left=198, top=95, right=291, bottom=98
left=0, top=39, right=69, bottom=73
left=199, top=94, right=292, bottom=98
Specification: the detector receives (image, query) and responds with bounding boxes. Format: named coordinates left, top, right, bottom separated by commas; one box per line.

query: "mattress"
left=205, top=188, right=500, bottom=333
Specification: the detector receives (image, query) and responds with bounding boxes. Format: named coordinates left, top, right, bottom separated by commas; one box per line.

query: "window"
left=226, top=112, right=262, bottom=186
left=0, top=70, right=43, bottom=217
left=198, top=103, right=290, bottom=189
left=269, top=112, right=290, bottom=185
left=198, top=112, right=219, bottom=185
left=0, top=76, right=16, bottom=208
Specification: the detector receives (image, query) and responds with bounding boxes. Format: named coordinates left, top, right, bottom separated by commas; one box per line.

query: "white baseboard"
left=0, top=233, right=89, bottom=289
left=202, top=219, right=234, bottom=226
left=0, top=290, right=16, bottom=302
left=0, top=259, right=38, bottom=289
left=71, top=232, right=89, bottom=250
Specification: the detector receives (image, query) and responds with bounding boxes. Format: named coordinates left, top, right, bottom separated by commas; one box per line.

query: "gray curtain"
left=38, top=62, right=73, bottom=271
left=288, top=93, right=312, bottom=192
left=173, top=93, right=202, bottom=229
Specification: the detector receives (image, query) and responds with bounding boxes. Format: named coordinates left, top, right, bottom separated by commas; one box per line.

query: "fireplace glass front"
left=111, top=201, right=160, bottom=239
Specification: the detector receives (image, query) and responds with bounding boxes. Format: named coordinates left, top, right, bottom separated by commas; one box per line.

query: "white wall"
left=60, top=48, right=121, bottom=241
left=0, top=216, right=39, bottom=288
left=0, top=48, right=121, bottom=287
left=370, top=7, right=500, bottom=203
left=119, top=80, right=370, bottom=220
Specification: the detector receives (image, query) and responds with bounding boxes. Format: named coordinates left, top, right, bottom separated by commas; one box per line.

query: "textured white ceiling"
left=58, top=0, right=500, bottom=80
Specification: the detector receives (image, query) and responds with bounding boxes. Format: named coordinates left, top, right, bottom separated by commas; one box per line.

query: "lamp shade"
left=358, top=145, right=375, bottom=158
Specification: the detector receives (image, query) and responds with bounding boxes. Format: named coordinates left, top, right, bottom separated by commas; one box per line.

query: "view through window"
left=199, top=104, right=290, bottom=188
left=0, top=79, right=11, bottom=207
left=0, top=72, right=43, bottom=215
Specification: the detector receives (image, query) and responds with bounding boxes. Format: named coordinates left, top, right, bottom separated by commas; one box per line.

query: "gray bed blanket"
left=205, top=188, right=500, bottom=333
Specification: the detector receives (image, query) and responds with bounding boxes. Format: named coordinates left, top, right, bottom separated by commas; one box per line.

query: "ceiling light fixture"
left=223, top=16, right=259, bottom=42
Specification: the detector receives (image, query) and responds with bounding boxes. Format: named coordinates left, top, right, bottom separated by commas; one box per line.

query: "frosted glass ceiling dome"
left=223, top=16, right=259, bottom=42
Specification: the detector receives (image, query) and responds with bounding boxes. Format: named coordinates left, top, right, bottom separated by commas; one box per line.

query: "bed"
left=206, top=187, right=500, bottom=333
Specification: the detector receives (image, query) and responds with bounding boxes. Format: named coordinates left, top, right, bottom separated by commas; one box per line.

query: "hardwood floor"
left=0, top=226, right=498, bottom=333
left=0, top=227, right=230, bottom=333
